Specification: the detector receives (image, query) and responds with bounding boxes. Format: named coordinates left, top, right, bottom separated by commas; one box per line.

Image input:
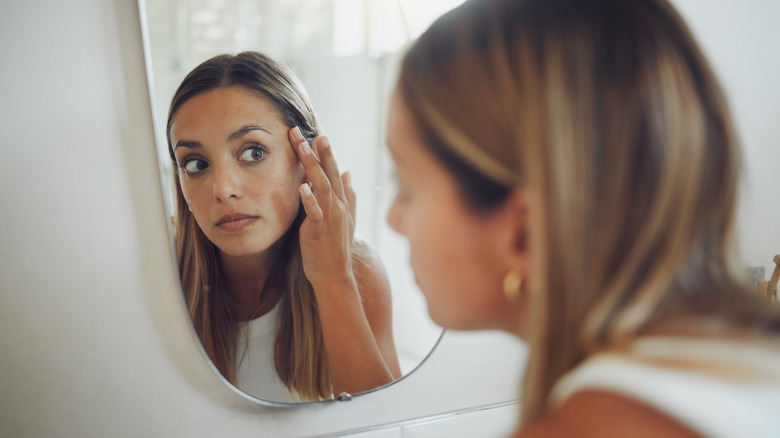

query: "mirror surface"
left=142, top=0, right=462, bottom=404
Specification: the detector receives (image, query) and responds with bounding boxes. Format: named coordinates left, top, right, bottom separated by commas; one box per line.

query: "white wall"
left=672, top=0, right=780, bottom=274
left=0, top=1, right=778, bottom=438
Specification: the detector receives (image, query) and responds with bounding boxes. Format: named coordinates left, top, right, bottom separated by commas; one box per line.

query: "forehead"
left=170, top=86, right=286, bottom=138
left=387, top=88, right=428, bottom=164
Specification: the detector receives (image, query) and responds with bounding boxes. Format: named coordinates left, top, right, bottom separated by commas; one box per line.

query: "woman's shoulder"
left=542, top=334, right=780, bottom=438
left=350, top=234, right=380, bottom=263
left=516, top=390, right=701, bottom=438
left=350, top=235, right=391, bottom=304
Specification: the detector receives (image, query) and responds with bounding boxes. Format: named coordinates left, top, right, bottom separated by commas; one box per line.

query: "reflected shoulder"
left=350, top=235, right=391, bottom=305
left=350, top=234, right=401, bottom=378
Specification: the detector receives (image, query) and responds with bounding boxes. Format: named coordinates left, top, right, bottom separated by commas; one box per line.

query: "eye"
left=239, top=145, right=266, bottom=162
left=181, top=158, right=209, bottom=175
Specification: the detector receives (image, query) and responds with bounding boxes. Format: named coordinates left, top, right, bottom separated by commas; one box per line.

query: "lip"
left=215, top=213, right=260, bottom=231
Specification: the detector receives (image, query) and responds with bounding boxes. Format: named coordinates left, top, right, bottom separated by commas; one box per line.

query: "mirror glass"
left=141, top=0, right=463, bottom=404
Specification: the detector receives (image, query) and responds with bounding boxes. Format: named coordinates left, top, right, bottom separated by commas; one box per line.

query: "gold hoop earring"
left=503, top=269, right=523, bottom=304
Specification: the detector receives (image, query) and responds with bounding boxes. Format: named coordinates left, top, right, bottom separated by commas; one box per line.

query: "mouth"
left=215, top=213, right=260, bottom=230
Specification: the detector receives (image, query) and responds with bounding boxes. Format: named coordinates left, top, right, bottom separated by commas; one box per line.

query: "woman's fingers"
left=289, top=126, right=356, bottom=244
left=290, top=127, right=332, bottom=209
left=300, top=182, right=323, bottom=224
left=313, top=136, right=347, bottom=202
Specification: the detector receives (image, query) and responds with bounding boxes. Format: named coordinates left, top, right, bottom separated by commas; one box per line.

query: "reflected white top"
left=551, top=336, right=780, bottom=438
left=235, top=302, right=301, bottom=403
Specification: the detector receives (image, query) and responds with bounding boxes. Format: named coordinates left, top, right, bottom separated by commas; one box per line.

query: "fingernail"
left=320, top=136, right=330, bottom=150
left=299, top=141, right=312, bottom=156
left=344, top=171, right=352, bottom=186
left=291, top=126, right=304, bottom=142
left=301, top=182, right=312, bottom=196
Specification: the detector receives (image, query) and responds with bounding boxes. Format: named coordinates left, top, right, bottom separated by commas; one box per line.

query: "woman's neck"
left=219, top=243, right=283, bottom=321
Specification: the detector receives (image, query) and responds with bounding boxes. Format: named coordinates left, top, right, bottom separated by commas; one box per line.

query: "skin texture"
left=385, top=89, right=529, bottom=335
left=171, top=86, right=400, bottom=396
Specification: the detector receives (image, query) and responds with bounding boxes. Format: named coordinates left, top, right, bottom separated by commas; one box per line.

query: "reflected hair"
left=166, top=51, right=331, bottom=400
left=400, top=0, right=780, bottom=423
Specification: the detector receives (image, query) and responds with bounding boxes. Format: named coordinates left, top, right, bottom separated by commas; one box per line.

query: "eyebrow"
left=228, top=125, right=272, bottom=141
left=174, top=125, right=273, bottom=151
left=173, top=140, right=201, bottom=151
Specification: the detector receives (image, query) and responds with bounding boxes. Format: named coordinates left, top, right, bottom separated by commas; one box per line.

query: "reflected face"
left=170, top=86, right=304, bottom=258
left=385, top=89, right=518, bottom=332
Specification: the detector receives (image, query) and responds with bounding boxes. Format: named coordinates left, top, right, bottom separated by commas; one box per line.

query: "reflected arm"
left=312, top=242, right=401, bottom=395
left=290, top=128, right=400, bottom=396
left=352, top=238, right=402, bottom=380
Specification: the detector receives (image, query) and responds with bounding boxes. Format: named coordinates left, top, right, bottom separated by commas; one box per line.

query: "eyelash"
left=176, top=144, right=268, bottom=176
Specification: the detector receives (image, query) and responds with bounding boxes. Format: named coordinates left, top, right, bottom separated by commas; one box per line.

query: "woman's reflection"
left=166, top=51, right=401, bottom=402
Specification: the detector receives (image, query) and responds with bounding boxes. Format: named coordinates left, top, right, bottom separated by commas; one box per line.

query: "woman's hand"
left=289, top=126, right=399, bottom=396
left=289, top=126, right=356, bottom=288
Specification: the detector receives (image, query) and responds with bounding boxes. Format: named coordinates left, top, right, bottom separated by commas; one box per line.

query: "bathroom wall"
left=673, top=0, right=780, bottom=275
left=0, top=1, right=778, bottom=438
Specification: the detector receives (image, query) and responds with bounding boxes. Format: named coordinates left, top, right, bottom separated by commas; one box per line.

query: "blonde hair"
left=167, top=52, right=331, bottom=400
left=400, top=0, right=780, bottom=422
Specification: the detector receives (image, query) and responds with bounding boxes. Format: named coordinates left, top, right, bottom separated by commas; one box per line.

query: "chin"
left=214, top=242, right=265, bottom=258
left=429, top=305, right=504, bottom=332
left=427, top=307, right=473, bottom=331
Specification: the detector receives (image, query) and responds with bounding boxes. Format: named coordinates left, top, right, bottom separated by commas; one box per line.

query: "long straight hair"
left=399, top=0, right=780, bottom=422
left=167, top=52, right=331, bottom=400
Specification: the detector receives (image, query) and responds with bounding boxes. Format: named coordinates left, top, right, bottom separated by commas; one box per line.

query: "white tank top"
left=550, top=336, right=780, bottom=438
left=234, top=302, right=302, bottom=403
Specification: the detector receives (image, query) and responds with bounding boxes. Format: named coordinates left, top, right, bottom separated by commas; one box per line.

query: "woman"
left=387, top=0, right=780, bottom=436
left=167, top=52, right=400, bottom=402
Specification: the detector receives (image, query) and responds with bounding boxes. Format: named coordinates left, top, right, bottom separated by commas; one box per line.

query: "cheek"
left=277, top=159, right=305, bottom=197
left=285, top=147, right=305, bottom=182
left=260, top=170, right=303, bottom=222
left=283, top=163, right=305, bottom=201
left=179, top=179, right=204, bottom=216
left=408, top=204, right=507, bottom=330
left=278, top=181, right=302, bottom=212
left=416, top=224, right=462, bottom=278
left=406, top=201, right=461, bottom=292
left=410, top=220, right=473, bottom=327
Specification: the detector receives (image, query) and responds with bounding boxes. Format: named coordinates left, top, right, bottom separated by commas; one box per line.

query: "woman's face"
left=170, top=86, right=305, bottom=258
left=385, top=89, right=524, bottom=334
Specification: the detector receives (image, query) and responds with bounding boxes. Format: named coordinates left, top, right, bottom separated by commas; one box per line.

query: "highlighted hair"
left=400, top=0, right=780, bottom=421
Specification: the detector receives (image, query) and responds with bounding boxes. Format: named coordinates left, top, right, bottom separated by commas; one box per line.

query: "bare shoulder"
left=517, top=391, right=701, bottom=438
left=350, top=235, right=391, bottom=306
left=350, top=235, right=401, bottom=376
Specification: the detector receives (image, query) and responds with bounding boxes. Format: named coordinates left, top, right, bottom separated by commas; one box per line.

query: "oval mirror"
left=140, top=0, right=461, bottom=404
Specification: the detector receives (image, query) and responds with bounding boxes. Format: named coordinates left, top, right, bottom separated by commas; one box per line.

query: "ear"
left=495, top=188, right=530, bottom=270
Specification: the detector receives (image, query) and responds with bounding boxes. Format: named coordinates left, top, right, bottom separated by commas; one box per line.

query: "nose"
left=386, top=197, right=404, bottom=235
left=212, top=164, right=241, bottom=202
